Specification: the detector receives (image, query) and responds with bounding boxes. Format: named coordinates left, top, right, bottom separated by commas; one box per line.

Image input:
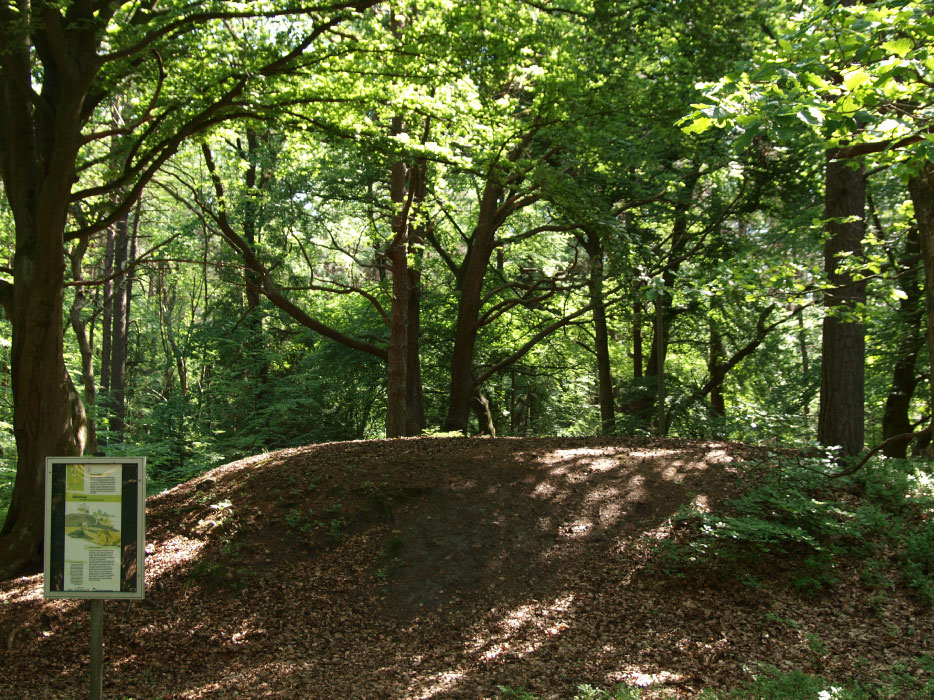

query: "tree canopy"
left=1, top=0, right=932, bottom=576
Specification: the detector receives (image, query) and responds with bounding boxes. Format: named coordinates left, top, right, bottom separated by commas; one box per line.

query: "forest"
left=0, top=0, right=933, bottom=698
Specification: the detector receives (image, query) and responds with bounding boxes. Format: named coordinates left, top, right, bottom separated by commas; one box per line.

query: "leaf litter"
left=0, top=437, right=930, bottom=699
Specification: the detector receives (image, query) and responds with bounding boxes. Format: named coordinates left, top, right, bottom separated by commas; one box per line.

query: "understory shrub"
left=665, top=452, right=934, bottom=602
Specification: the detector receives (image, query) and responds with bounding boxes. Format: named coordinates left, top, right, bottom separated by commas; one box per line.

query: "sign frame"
left=44, top=456, right=146, bottom=600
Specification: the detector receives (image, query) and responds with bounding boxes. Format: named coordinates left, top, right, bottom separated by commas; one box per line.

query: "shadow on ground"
left=1, top=437, right=929, bottom=699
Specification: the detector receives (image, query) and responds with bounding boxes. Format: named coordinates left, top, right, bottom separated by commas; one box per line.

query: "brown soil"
left=0, top=437, right=930, bottom=699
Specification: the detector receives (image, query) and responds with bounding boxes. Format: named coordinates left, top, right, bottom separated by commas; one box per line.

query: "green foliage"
left=667, top=453, right=934, bottom=602
left=0, top=0, right=918, bottom=536
left=704, top=666, right=877, bottom=699
left=498, top=659, right=934, bottom=699
left=683, top=0, right=934, bottom=156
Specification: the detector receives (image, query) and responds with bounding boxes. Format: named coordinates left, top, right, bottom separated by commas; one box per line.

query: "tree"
left=0, top=0, right=379, bottom=577
left=683, top=0, right=934, bottom=455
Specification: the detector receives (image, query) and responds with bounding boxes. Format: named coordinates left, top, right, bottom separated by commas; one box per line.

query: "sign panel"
left=44, top=457, right=146, bottom=599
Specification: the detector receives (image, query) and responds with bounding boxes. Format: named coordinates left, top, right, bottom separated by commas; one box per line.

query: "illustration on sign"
left=63, top=464, right=123, bottom=591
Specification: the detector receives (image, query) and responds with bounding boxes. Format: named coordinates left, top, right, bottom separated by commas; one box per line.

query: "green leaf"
left=682, top=116, right=714, bottom=135
left=796, top=106, right=824, bottom=126
left=882, top=38, right=913, bottom=58
left=843, top=69, right=870, bottom=91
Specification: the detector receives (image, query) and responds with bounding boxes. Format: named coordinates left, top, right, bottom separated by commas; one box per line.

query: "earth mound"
left=0, top=437, right=928, bottom=699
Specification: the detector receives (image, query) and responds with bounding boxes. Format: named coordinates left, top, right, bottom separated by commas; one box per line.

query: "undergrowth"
left=498, top=658, right=934, bottom=698
left=660, top=450, right=934, bottom=603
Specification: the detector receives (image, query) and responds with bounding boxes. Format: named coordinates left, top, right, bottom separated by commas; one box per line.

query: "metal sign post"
left=43, top=457, right=146, bottom=700
left=90, top=599, right=104, bottom=700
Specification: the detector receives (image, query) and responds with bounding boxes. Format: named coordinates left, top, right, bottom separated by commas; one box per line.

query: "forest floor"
left=0, top=436, right=931, bottom=699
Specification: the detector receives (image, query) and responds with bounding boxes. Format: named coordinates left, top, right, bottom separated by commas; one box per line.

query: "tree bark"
left=655, top=292, right=666, bottom=436
left=472, top=388, right=496, bottom=437
left=881, top=227, right=923, bottom=457
left=442, top=179, right=505, bottom=433
left=798, top=309, right=810, bottom=416
left=385, top=114, right=412, bottom=439
left=633, top=302, right=644, bottom=381
left=818, top=151, right=866, bottom=457
left=68, top=240, right=100, bottom=456
left=708, top=316, right=727, bottom=417
left=101, top=226, right=115, bottom=398
left=907, top=161, right=934, bottom=451
left=405, top=227, right=426, bottom=435
left=581, top=229, right=615, bottom=434
left=0, top=27, right=90, bottom=576
left=403, top=132, right=429, bottom=436
left=108, top=206, right=132, bottom=438
left=385, top=228, right=410, bottom=438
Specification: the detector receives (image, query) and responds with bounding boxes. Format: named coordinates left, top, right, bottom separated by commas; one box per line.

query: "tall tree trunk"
left=581, top=229, right=615, bottom=435
left=655, top=291, right=666, bottom=436
left=159, top=267, right=189, bottom=399
left=385, top=115, right=411, bottom=439
left=635, top=171, right=701, bottom=428
left=633, top=302, right=644, bottom=381
left=708, top=315, right=727, bottom=417
left=68, top=239, right=99, bottom=455
left=0, top=253, right=86, bottom=575
left=108, top=210, right=131, bottom=438
left=0, top=14, right=94, bottom=577
left=241, top=129, right=271, bottom=438
left=908, top=161, right=934, bottom=452
left=403, top=134, right=429, bottom=436
left=405, top=233, right=426, bottom=435
left=386, top=237, right=410, bottom=437
left=798, top=309, right=810, bottom=416
left=442, top=180, right=505, bottom=433
left=881, top=227, right=923, bottom=457
left=818, top=152, right=866, bottom=456
left=101, top=225, right=115, bottom=397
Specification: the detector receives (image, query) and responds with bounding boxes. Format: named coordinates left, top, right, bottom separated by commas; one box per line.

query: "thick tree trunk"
left=442, top=181, right=503, bottom=433
left=404, top=150, right=428, bottom=436
left=0, top=47, right=89, bottom=576
left=818, top=152, right=866, bottom=456
left=385, top=235, right=410, bottom=438
left=386, top=114, right=431, bottom=438
left=385, top=122, right=411, bottom=438
left=0, top=220, right=85, bottom=577
left=908, top=162, right=934, bottom=451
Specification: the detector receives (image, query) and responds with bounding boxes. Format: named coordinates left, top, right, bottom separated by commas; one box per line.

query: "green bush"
left=666, top=453, right=934, bottom=601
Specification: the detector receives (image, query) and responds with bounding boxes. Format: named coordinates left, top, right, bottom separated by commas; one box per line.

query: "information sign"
left=44, top=457, right=146, bottom=599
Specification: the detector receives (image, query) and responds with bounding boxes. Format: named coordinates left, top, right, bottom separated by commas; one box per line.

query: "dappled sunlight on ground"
left=1, top=437, right=928, bottom=699
left=410, top=669, right=468, bottom=699
left=144, top=533, right=207, bottom=583
left=0, top=572, right=42, bottom=604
